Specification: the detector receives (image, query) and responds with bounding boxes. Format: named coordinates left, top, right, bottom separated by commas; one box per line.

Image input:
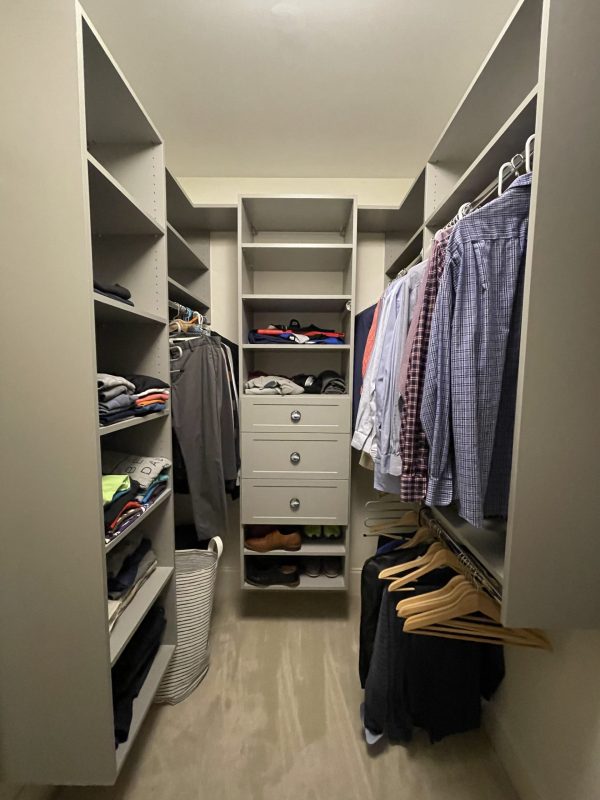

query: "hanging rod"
left=420, top=507, right=503, bottom=602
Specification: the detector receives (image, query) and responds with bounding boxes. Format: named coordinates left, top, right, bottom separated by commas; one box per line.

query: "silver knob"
left=290, top=451, right=301, bottom=464
left=290, top=410, right=301, bottom=423
left=290, top=498, right=300, bottom=511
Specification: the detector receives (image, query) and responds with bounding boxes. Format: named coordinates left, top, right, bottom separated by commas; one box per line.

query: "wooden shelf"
left=426, top=88, right=538, bottom=228
left=94, top=293, right=167, bottom=325
left=386, top=225, right=424, bottom=277
left=87, top=153, right=164, bottom=236
left=242, top=243, right=352, bottom=271
left=245, top=541, right=345, bottom=557
left=82, top=15, right=160, bottom=146
left=167, top=223, right=208, bottom=271
left=110, top=566, right=174, bottom=665
left=99, top=409, right=170, bottom=437
left=166, top=169, right=237, bottom=231
left=244, top=573, right=346, bottom=591
left=242, top=294, right=351, bottom=312
left=431, top=505, right=506, bottom=585
left=243, top=344, right=350, bottom=351
left=168, top=277, right=209, bottom=310
left=358, top=168, right=425, bottom=233
left=105, top=490, right=172, bottom=553
left=115, top=644, right=175, bottom=772
left=242, top=196, right=353, bottom=234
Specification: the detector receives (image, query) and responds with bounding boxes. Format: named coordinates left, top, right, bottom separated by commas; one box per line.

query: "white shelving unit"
left=2, top=2, right=175, bottom=785
left=238, top=196, right=356, bottom=591
left=352, top=0, right=600, bottom=628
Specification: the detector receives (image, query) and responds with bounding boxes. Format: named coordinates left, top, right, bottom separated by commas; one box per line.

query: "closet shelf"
left=87, top=153, right=165, bottom=236
left=243, top=344, right=351, bottom=352
left=105, top=490, right=172, bottom=554
left=431, top=505, right=506, bottom=584
left=99, top=409, right=170, bottom=437
left=168, top=277, right=209, bottom=310
left=115, top=644, right=175, bottom=773
left=358, top=168, right=426, bottom=234
left=426, top=87, right=538, bottom=228
left=241, top=294, right=351, bottom=312
left=242, top=196, right=353, bottom=235
left=244, top=573, right=346, bottom=591
left=110, top=566, right=174, bottom=665
left=167, top=223, right=208, bottom=271
left=242, top=243, right=353, bottom=272
left=244, top=542, right=345, bottom=557
left=386, top=225, right=425, bottom=277
left=94, top=294, right=167, bottom=326
left=166, top=169, right=237, bottom=232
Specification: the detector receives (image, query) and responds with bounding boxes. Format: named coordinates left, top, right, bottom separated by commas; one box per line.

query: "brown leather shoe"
left=245, top=529, right=302, bottom=553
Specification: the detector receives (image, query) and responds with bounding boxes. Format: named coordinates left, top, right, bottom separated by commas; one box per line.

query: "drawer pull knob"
left=290, top=409, right=302, bottom=423
left=290, top=451, right=301, bottom=464
left=290, top=498, right=301, bottom=511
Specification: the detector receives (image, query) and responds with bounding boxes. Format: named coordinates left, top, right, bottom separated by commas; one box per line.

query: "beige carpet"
left=56, top=580, right=519, bottom=800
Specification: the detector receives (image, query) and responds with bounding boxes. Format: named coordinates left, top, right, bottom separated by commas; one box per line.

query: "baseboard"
left=484, top=706, right=542, bottom=800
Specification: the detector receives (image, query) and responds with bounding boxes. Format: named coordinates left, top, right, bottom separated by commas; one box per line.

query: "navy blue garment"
left=353, top=304, right=376, bottom=430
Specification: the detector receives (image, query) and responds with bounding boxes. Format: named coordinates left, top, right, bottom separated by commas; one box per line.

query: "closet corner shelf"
left=386, top=224, right=424, bottom=277
left=241, top=294, right=351, bottom=312
left=243, top=573, right=346, bottom=591
left=99, top=409, right=170, bottom=437
left=166, top=222, right=209, bottom=271
left=244, top=541, right=345, bottom=557
left=167, top=277, right=209, bottom=311
left=110, top=566, right=174, bottom=665
left=87, top=153, right=165, bottom=237
left=94, top=294, right=168, bottom=326
left=115, top=643, right=175, bottom=773
left=242, top=344, right=351, bottom=352
left=105, top=490, right=172, bottom=554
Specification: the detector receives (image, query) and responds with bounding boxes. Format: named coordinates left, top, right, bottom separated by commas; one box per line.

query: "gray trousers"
left=171, top=337, right=237, bottom=539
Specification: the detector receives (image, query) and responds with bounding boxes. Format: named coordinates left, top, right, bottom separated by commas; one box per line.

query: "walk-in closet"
left=1, top=2, right=599, bottom=800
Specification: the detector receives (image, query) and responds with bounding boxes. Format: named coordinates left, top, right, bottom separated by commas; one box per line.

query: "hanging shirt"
left=374, top=260, right=428, bottom=491
left=353, top=304, right=377, bottom=430
left=421, top=173, right=532, bottom=527
left=398, top=230, right=452, bottom=501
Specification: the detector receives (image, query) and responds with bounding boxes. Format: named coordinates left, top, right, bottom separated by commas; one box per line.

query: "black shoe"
left=246, top=560, right=300, bottom=588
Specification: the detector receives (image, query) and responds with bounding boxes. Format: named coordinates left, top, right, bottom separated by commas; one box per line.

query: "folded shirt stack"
left=102, top=451, right=171, bottom=544
left=107, top=534, right=158, bottom=632
left=97, top=373, right=170, bottom=426
left=243, top=370, right=347, bottom=395
left=94, top=279, right=134, bottom=307
left=248, top=319, right=345, bottom=345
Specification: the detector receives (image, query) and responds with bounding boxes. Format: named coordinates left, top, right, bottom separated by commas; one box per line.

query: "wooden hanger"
left=387, top=546, right=464, bottom=591
left=398, top=525, right=435, bottom=549
left=378, top=542, right=445, bottom=581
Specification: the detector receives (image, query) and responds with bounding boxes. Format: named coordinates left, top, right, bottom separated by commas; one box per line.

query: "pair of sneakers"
left=304, top=557, right=342, bottom=578
left=304, top=525, right=342, bottom=539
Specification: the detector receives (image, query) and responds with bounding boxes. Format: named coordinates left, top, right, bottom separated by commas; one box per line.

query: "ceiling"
left=82, top=0, right=517, bottom=179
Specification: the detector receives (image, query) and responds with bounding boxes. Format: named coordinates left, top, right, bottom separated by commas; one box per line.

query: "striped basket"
left=155, top=536, right=223, bottom=704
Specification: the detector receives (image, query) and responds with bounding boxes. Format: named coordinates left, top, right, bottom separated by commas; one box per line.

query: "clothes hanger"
left=364, top=509, right=419, bottom=529
left=378, top=542, right=446, bottom=581
left=386, top=545, right=464, bottom=590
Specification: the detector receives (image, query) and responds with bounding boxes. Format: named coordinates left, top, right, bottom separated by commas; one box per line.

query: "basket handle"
left=208, top=536, right=224, bottom=562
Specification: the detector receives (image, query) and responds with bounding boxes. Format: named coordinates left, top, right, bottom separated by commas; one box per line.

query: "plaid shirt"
left=398, top=229, right=451, bottom=501
left=422, top=173, right=532, bottom=526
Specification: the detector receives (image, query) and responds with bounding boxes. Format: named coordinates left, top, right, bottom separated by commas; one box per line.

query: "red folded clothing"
left=255, top=328, right=345, bottom=338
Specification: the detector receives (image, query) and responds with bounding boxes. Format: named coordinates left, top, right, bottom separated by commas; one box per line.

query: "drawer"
left=241, top=433, right=350, bottom=479
left=241, top=395, right=350, bottom=434
left=241, top=479, right=349, bottom=524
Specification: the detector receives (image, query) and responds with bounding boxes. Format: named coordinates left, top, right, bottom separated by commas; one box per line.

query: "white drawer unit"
left=241, top=395, right=351, bottom=434
left=241, top=479, right=349, bottom=525
left=241, top=432, right=350, bottom=479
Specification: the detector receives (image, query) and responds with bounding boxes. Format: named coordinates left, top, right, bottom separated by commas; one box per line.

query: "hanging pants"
left=171, top=337, right=237, bottom=540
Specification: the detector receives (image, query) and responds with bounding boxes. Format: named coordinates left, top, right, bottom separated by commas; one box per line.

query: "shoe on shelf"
left=245, top=560, right=300, bottom=588
left=304, top=525, right=323, bottom=539
left=322, top=557, right=343, bottom=578
left=304, top=557, right=322, bottom=578
left=245, top=528, right=302, bottom=553
left=323, top=525, right=342, bottom=539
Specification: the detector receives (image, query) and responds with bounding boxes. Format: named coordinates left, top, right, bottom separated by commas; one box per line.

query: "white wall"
left=181, top=177, right=413, bottom=208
